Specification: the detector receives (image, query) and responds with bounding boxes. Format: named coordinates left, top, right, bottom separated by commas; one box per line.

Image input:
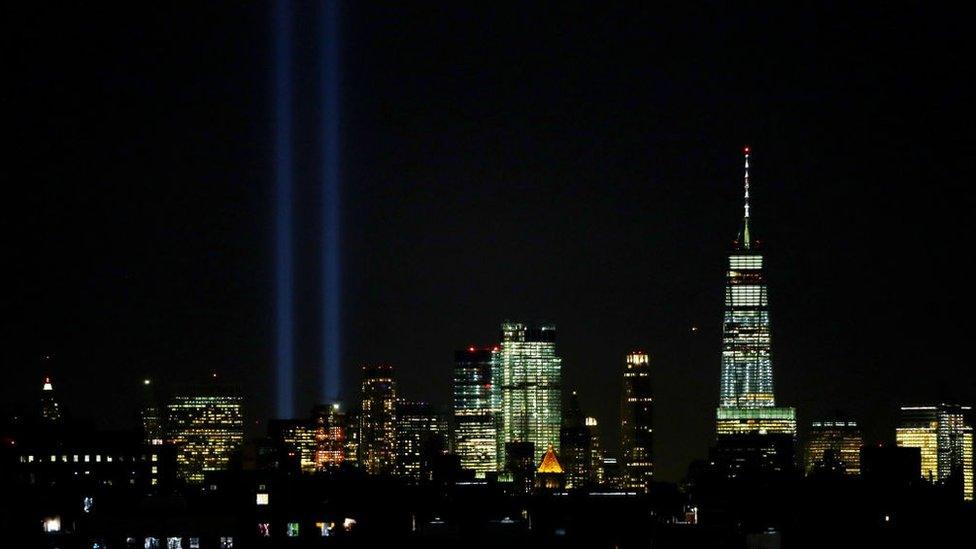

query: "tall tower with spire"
left=715, top=148, right=796, bottom=446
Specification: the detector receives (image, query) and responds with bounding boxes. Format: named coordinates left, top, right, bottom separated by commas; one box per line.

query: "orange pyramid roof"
left=537, top=445, right=563, bottom=474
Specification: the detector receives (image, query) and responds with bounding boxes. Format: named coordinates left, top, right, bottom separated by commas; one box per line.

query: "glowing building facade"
left=621, top=351, right=654, bottom=490
left=312, top=403, right=345, bottom=470
left=453, top=347, right=498, bottom=477
left=805, top=420, right=862, bottom=475
left=499, top=322, right=562, bottom=465
left=715, top=149, right=796, bottom=440
left=270, top=419, right=318, bottom=473
left=166, top=393, right=243, bottom=484
left=896, top=404, right=973, bottom=500
left=359, top=364, right=396, bottom=474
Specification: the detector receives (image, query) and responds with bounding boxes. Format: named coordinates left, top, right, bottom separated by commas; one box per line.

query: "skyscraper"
left=499, top=322, right=562, bottom=464
left=395, top=400, right=447, bottom=481
left=166, top=392, right=243, bottom=483
left=620, top=351, right=653, bottom=491
left=560, top=391, right=591, bottom=490
left=40, top=376, right=62, bottom=424
left=140, top=378, right=164, bottom=446
left=312, top=403, right=345, bottom=470
left=453, top=347, right=498, bottom=477
left=586, top=416, right=604, bottom=485
left=269, top=418, right=318, bottom=473
left=359, top=364, right=396, bottom=474
left=713, top=148, right=796, bottom=473
left=805, top=419, right=863, bottom=475
left=896, top=404, right=973, bottom=500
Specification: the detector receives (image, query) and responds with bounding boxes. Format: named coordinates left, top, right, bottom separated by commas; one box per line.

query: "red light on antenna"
left=468, top=346, right=476, bottom=352
left=744, top=146, right=750, bottom=153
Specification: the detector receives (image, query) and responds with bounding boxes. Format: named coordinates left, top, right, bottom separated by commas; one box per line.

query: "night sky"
left=6, top=2, right=975, bottom=482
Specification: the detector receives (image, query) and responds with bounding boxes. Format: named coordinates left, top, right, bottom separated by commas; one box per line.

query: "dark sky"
left=5, top=2, right=975, bottom=482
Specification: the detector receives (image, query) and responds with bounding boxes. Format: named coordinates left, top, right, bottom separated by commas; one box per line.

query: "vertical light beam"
left=321, top=0, right=342, bottom=404
left=273, top=0, right=295, bottom=418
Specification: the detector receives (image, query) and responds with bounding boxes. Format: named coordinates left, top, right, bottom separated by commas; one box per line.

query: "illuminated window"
left=42, top=516, right=61, bottom=533
left=83, top=496, right=93, bottom=513
left=188, top=539, right=200, bottom=549
left=287, top=522, right=299, bottom=537
left=167, top=538, right=181, bottom=549
left=219, top=537, right=233, bottom=548
left=256, top=493, right=269, bottom=505
left=257, top=523, right=270, bottom=537
left=145, top=538, right=160, bottom=549
left=152, top=454, right=158, bottom=462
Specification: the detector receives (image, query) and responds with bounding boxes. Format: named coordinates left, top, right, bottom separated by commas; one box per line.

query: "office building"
left=621, top=351, right=653, bottom=491
left=312, top=403, right=345, bottom=470
left=560, top=391, right=591, bottom=490
left=166, top=392, right=244, bottom=483
left=359, top=364, right=397, bottom=474
left=499, top=322, right=562, bottom=465
left=896, top=404, right=973, bottom=500
left=140, top=378, right=165, bottom=446
left=805, top=419, right=862, bottom=475
left=453, top=347, right=498, bottom=477
left=714, top=149, right=796, bottom=473
left=395, top=400, right=447, bottom=481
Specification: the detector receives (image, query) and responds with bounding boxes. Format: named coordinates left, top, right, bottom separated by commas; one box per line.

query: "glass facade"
left=621, top=352, right=654, bottom=491
left=166, top=394, right=243, bottom=483
left=359, top=364, right=397, bottom=474
left=805, top=420, right=862, bottom=475
left=896, top=404, right=974, bottom=500
left=715, top=150, right=795, bottom=446
left=498, top=322, right=562, bottom=465
left=453, top=347, right=498, bottom=477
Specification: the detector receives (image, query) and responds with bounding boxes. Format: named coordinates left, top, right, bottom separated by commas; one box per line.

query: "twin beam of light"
left=273, top=0, right=295, bottom=419
left=274, top=0, right=342, bottom=417
left=321, top=0, right=342, bottom=405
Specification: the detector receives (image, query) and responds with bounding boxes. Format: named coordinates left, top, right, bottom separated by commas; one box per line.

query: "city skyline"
left=7, top=2, right=975, bottom=485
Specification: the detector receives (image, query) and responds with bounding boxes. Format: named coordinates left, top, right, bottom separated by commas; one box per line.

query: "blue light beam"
left=273, top=0, right=295, bottom=419
left=321, top=0, right=342, bottom=404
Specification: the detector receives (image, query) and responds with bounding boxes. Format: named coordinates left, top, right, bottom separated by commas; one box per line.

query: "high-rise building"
left=805, top=420, right=862, bottom=475
left=312, top=403, right=345, bottom=470
left=896, top=404, right=973, bottom=500
left=586, top=416, right=604, bottom=485
left=394, top=400, right=447, bottom=481
left=269, top=418, right=318, bottom=473
left=40, top=376, right=62, bottom=424
left=140, top=378, right=164, bottom=446
left=359, top=364, right=396, bottom=475
left=453, top=347, right=498, bottom=477
left=621, top=351, right=653, bottom=491
left=560, top=391, right=591, bottom=490
left=499, top=322, right=562, bottom=465
left=343, top=407, right=360, bottom=465
left=715, top=149, right=796, bottom=436
left=166, top=392, right=243, bottom=483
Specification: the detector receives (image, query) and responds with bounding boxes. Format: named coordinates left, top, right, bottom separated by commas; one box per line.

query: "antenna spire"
left=742, top=146, right=751, bottom=249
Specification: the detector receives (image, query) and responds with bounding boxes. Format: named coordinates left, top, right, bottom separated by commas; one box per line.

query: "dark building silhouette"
left=560, top=391, right=591, bottom=490
left=621, top=351, right=653, bottom=491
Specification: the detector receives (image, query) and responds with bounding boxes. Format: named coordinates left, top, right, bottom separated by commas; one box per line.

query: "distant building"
left=312, top=403, right=345, bottom=470
left=621, top=351, right=653, bottom=491
left=896, top=404, right=973, bottom=500
left=395, top=400, right=446, bottom=481
left=505, top=441, right=536, bottom=496
left=714, top=149, right=796, bottom=474
left=805, top=420, right=862, bottom=475
left=40, top=376, right=62, bottom=424
left=586, top=416, right=604, bottom=485
left=166, top=392, right=243, bottom=483
left=359, top=364, right=397, bottom=474
left=343, top=406, right=360, bottom=465
left=499, top=322, right=562, bottom=466
left=560, top=391, right=591, bottom=489
left=535, top=445, right=565, bottom=490
left=269, top=418, right=318, bottom=473
left=140, top=378, right=165, bottom=446
left=453, top=347, right=498, bottom=477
